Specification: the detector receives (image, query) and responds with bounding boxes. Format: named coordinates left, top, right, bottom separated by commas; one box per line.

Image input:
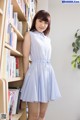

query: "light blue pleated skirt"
left=20, top=61, right=61, bottom=103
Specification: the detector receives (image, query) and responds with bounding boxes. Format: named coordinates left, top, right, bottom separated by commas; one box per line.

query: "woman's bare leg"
left=39, top=102, right=48, bottom=120
left=27, top=102, right=40, bottom=120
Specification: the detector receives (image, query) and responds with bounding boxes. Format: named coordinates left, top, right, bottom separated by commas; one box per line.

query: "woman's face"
left=35, top=19, right=48, bottom=33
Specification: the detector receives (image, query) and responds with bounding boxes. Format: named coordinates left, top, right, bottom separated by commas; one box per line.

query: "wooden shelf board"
left=0, top=79, right=6, bottom=113
left=0, top=8, right=3, bottom=15
left=12, top=110, right=24, bottom=120
left=10, top=22, right=24, bottom=41
left=12, top=0, right=26, bottom=21
left=7, top=77, right=23, bottom=82
left=5, top=43, right=23, bottom=57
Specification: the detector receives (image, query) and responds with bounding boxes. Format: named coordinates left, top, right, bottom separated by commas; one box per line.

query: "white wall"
left=38, top=1, right=80, bottom=120
left=37, top=0, right=48, bottom=11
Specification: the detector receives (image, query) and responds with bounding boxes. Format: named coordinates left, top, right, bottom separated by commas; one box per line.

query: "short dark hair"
left=30, top=10, right=51, bottom=35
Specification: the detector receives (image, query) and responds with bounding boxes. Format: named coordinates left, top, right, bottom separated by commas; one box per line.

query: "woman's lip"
left=39, top=28, right=44, bottom=30
left=39, top=27, right=44, bottom=29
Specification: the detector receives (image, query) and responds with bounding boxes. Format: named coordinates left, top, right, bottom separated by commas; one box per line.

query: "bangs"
left=37, top=11, right=50, bottom=24
left=38, top=16, right=50, bottom=23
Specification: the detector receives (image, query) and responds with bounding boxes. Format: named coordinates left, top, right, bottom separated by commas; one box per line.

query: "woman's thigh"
left=27, top=102, right=40, bottom=117
left=39, top=102, right=49, bottom=118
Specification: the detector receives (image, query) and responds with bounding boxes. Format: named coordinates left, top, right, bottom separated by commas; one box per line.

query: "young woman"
left=20, top=10, right=61, bottom=120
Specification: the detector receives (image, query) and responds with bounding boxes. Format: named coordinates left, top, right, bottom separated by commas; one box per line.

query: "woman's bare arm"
left=23, top=32, right=31, bottom=76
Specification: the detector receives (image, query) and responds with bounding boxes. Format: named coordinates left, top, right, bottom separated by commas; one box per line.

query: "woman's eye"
left=45, top=21, right=48, bottom=24
left=39, top=20, right=42, bottom=22
left=38, top=19, right=48, bottom=25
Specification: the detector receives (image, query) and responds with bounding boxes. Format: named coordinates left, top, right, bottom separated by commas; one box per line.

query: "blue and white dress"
left=20, top=31, right=61, bottom=103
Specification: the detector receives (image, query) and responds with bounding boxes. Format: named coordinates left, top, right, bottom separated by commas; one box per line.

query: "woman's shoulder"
left=25, top=31, right=31, bottom=36
left=45, top=35, right=51, bottom=42
left=28, top=31, right=35, bottom=36
left=24, top=31, right=33, bottom=39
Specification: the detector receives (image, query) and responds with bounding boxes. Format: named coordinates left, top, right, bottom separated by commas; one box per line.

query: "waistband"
left=31, top=59, right=51, bottom=63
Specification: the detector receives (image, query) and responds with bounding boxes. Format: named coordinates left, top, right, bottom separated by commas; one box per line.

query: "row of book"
left=6, top=24, right=18, bottom=50
left=4, top=48, right=19, bottom=78
left=7, top=0, right=23, bottom=34
left=8, top=0, right=25, bottom=18
left=6, top=0, right=36, bottom=33
left=17, top=0, right=25, bottom=14
left=26, top=0, right=36, bottom=28
left=8, top=88, right=21, bottom=115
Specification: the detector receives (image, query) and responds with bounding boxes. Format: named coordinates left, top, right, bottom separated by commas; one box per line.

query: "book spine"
left=16, top=57, right=19, bottom=77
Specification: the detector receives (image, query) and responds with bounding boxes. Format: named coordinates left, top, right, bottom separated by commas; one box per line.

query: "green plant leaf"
left=73, top=48, right=78, bottom=53
left=71, top=29, right=80, bottom=69
left=76, top=58, right=80, bottom=64
left=77, top=36, right=80, bottom=39
left=72, top=42, right=75, bottom=47
left=75, top=32, right=77, bottom=38
left=72, top=54, right=77, bottom=57
left=77, top=64, right=80, bottom=69
left=71, top=61, right=76, bottom=69
left=72, top=54, right=78, bottom=61
left=76, top=39, right=80, bottom=48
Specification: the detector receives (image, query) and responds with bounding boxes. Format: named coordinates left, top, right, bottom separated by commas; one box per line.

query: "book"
left=9, top=88, right=20, bottom=115
left=16, top=90, right=21, bottom=114
left=16, top=57, right=19, bottom=77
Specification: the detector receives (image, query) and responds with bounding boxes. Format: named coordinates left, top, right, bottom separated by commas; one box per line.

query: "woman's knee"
left=28, top=111, right=39, bottom=120
left=39, top=111, right=46, bottom=119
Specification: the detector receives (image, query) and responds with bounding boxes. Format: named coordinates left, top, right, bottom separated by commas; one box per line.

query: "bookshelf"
left=0, top=0, right=37, bottom=120
left=0, top=0, right=6, bottom=73
left=0, top=0, right=7, bottom=115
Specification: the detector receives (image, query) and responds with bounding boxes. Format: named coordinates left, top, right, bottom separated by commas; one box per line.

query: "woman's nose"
left=41, top=23, right=45, bottom=27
